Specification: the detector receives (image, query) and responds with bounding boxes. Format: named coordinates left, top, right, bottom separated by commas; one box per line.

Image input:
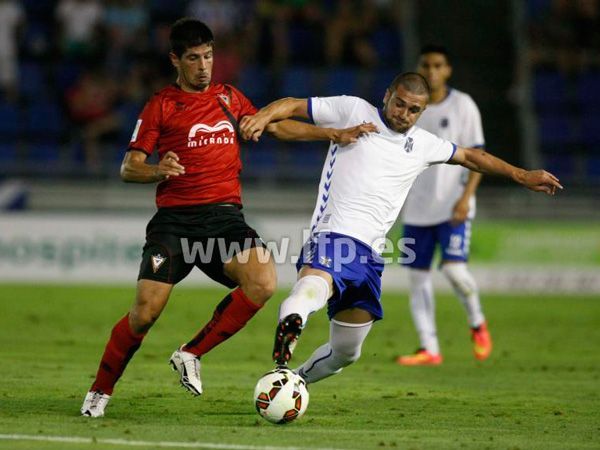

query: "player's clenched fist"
left=157, top=151, right=185, bottom=180
left=240, top=114, right=270, bottom=142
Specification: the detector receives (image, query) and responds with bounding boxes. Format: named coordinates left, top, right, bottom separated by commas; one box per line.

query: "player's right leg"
left=82, top=279, right=173, bottom=417
left=397, top=269, right=443, bottom=365
left=397, top=224, right=442, bottom=365
left=82, top=229, right=193, bottom=417
left=438, top=220, right=492, bottom=361
left=273, top=266, right=333, bottom=365
left=296, top=308, right=374, bottom=383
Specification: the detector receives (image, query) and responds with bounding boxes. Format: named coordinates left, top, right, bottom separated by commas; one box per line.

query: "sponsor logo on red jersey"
left=187, top=120, right=235, bottom=148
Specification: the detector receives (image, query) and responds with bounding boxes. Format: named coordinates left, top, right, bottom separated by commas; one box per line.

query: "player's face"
left=170, top=44, right=214, bottom=92
left=417, top=53, right=451, bottom=91
left=383, top=85, right=428, bottom=133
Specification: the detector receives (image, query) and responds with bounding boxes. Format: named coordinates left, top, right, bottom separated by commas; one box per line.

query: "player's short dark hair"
left=419, top=44, right=451, bottom=65
left=388, top=72, right=431, bottom=98
left=170, top=18, right=214, bottom=57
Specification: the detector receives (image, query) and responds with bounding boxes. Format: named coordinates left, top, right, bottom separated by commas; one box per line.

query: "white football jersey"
left=308, top=96, right=456, bottom=253
left=401, top=88, right=484, bottom=225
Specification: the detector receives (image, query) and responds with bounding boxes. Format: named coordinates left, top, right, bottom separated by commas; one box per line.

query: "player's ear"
left=383, top=89, right=390, bottom=105
left=169, top=52, right=180, bottom=70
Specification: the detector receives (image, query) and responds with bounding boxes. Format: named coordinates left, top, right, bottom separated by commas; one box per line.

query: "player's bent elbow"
left=119, top=163, right=138, bottom=183
left=119, top=164, right=131, bottom=182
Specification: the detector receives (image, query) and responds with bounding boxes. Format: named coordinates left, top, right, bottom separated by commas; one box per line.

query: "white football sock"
left=442, top=262, right=485, bottom=328
left=408, top=269, right=440, bottom=355
left=295, top=319, right=372, bottom=384
left=278, top=275, right=331, bottom=325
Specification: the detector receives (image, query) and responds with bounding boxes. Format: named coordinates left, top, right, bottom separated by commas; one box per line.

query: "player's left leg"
left=180, top=246, right=276, bottom=358
left=295, top=308, right=374, bottom=383
left=439, top=220, right=492, bottom=360
left=169, top=209, right=275, bottom=395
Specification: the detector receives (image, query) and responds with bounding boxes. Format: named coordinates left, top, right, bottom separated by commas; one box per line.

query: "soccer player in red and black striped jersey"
left=81, top=18, right=377, bottom=417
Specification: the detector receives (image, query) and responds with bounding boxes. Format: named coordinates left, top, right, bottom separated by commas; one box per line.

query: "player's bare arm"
left=240, top=97, right=308, bottom=141
left=265, top=119, right=378, bottom=146
left=451, top=170, right=482, bottom=225
left=120, top=150, right=185, bottom=183
left=449, top=147, right=563, bottom=195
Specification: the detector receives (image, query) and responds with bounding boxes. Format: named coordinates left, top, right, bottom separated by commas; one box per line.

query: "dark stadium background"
left=1, top=0, right=599, bottom=190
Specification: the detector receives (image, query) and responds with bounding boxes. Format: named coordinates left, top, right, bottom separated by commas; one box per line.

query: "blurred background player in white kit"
left=398, top=45, right=491, bottom=366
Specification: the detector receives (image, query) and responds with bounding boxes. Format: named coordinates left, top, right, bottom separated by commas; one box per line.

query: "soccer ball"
left=253, top=368, right=309, bottom=424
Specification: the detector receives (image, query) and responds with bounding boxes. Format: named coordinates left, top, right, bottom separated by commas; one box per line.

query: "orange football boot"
left=396, top=349, right=443, bottom=366
left=471, top=321, right=492, bottom=361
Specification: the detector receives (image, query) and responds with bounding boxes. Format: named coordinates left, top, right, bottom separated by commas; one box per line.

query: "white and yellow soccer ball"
left=253, top=368, right=309, bottom=424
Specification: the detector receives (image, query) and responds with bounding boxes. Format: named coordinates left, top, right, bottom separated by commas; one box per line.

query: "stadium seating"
left=25, top=101, right=64, bottom=138
left=0, top=103, right=22, bottom=139
left=19, top=62, right=46, bottom=100
left=322, top=68, right=359, bottom=97
left=577, top=72, right=600, bottom=114
left=533, top=71, right=569, bottom=112
left=237, top=66, right=271, bottom=105
left=27, top=141, right=61, bottom=162
left=281, top=66, right=317, bottom=98
left=0, top=142, right=18, bottom=163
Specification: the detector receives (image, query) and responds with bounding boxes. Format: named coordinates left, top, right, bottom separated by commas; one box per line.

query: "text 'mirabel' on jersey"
left=128, top=83, right=257, bottom=208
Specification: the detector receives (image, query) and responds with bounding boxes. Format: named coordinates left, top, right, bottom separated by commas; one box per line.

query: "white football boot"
left=81, top=391, right=111, bottom=417
left=169, top=346, right=203, bottom=396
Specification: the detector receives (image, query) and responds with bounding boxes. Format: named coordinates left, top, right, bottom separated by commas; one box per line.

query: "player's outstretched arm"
left=240, top=98, right=308, bottom=142
left=120, top=150, right=185, bottom=183
left=449, top=147, right=563, bottom=195
left=265, top=120, right=378, bottom=146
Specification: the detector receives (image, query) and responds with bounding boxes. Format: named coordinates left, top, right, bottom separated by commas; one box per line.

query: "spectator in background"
left=285, top=0, right=326, bottom=65
left=186, top=0, right=252, bottom=83
left=186, top=0, right=246, bottom=38
left=65, top=70, right=120, bottom=172
left=0, top=0, right=25, bottom=102
left=104, top=0, right=150, bottom=72
left=56, top=0, right=105, bottom=60
left=250, top=0, right=289, bottom=67
left=326, top=0, right=379, bottom=67
left=530, top=0, right=600, bottom=73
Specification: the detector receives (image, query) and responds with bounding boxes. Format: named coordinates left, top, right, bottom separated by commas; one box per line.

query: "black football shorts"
left=137, top=204, right=265, bottom=287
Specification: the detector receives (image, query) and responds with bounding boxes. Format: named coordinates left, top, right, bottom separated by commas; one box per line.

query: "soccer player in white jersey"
left=398, top=45, right=490, bottom=366
left=239, top=73, right=561, bottom=385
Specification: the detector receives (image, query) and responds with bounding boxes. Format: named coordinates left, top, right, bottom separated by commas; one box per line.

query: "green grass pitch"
left=0, top=285, right=598, bottom=449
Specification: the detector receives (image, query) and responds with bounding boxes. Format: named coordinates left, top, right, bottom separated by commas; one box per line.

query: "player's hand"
left=519, top=169, right=563, bottom=195
left=451, top=198, right=470, bottom=226
left=240, top=114, right=271, bottom=142
left=156, top=151, right=185, bottom=180
left=333, top=122, right=379, bottom=146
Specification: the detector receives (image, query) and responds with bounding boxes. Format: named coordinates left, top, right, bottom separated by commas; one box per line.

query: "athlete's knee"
left=130, top=287, right=169, bottom=333
left=129, top=302, right=161, bottom=333
left=441, top=262, right=477, bottom=296
left=242, top=270, right=277, bottom=304
left=409, top=268, right=431, bottom=286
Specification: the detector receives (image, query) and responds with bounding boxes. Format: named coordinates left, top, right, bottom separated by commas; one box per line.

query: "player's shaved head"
left=170, top=18, right=214, bottom=57
left=389, top=72, right=431, bottom=99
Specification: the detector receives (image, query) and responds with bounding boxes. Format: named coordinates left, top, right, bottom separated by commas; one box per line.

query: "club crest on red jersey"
left=218, top=94, right=230, bottom=106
